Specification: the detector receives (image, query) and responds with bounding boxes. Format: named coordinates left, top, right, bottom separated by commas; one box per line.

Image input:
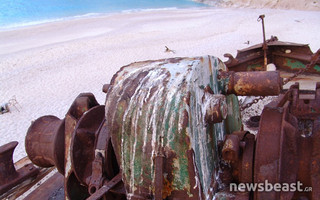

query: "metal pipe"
left=223, top=71, right=282, bottom=96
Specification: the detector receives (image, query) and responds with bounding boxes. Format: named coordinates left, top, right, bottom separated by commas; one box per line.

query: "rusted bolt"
left=102, top=84, right=110, bottom=93
left=222, top=135, right=240, bottom=163
left=204, top=94, right=227, bottom=124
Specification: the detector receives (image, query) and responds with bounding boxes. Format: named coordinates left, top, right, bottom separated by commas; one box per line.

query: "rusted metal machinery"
left=8, top=47, right=316, bottom=200
left=0, top=15, right=319, bottom=198
left=224, top=36, right=320, bottom=75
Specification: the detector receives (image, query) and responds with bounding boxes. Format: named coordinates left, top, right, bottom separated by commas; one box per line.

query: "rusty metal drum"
left=105, top=56, right=242, bottom=199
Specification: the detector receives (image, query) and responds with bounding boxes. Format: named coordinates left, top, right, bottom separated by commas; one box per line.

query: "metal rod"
left=258, top=15, right=267, bottom=69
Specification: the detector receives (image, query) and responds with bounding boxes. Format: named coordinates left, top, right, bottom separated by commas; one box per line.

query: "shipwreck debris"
left=0, top=96, right=22, bottom=114
left=7, top=52, right=317, bottom=200
left=1, top=15, right=319, bottom=200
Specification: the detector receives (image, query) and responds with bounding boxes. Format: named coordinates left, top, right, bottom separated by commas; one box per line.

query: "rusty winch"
left=16, top=53, right=319, bottom=200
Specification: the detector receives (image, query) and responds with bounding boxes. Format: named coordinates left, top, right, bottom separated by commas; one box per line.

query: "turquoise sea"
left=0, top=0, right=206, bottom=29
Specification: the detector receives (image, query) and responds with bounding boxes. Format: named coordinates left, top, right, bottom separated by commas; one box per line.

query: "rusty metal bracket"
left=0, top=142, right=39, bottom=195
left=88, top=152, right=105, bottom=195
left=290, top=82, right=320, bottom=119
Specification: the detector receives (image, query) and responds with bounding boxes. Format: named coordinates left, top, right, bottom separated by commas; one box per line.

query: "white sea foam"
left=0, top=7, right=201, bottom=31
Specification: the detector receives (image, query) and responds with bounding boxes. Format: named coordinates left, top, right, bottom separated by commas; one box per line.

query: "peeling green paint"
left=285, top=58, right=320, bottom=72
left=225, top=95, right=242, bottom=134
left=105, top=56, right=242, bottom=199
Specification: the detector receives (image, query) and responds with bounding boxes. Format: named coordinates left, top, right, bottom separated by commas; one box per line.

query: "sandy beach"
left=0, top=7, right=320, bottom=162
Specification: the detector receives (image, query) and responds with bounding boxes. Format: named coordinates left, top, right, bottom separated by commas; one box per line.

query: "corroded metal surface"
left=217, top=131, right=255, bottom=198
left=0, top=142, right=39, bottom=195
left=64, top=93, right=99, bottom=199
left=254, top=83, right=320, bottom=199
left=105, top=56, right=242, bottom=199
left=254, top=98, right=297, bottom=199
left=22, top=93, right=123, bottom=199
left=25, top=115, right=65, bottom=174
left=220, top=71, right=282, bottom=96
left=214, top=81, right=320, bottom=200
left=71, top=105, right=105, bottom=185
left=86, top=174, right=123, bottom=200
left=224, top=36, right=320, bottom=74
left=9, top=48, right=319, bottom=199
left=24, top=172, right=64, bottom=200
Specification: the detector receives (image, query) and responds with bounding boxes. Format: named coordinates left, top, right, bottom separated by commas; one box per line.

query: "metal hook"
left=257, top=14, right=265, bottom=22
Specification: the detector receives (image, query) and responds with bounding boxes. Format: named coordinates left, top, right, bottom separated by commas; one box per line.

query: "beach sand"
left=0, top=7, right=320, bottom=162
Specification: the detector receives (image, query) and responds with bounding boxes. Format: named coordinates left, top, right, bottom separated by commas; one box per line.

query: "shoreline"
left=1, top=7, right=320, bottom=162
left=0, top=7, right=187, bottom=32
left=1, top=7, right=319, bottom=56
left=0, top=7, right=212, bottom=55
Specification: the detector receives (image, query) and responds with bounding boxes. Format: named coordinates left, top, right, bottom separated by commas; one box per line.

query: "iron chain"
left=240, top=96, right=265, bottom=111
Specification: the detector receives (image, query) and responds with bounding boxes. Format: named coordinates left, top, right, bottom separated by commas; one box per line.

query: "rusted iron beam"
left=0, top=142, right=39, bottom=195
left=221, top=71, right=282, bottom=96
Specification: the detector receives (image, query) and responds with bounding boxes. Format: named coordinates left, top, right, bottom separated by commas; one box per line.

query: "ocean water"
left=0, top=0, right=206, bottom=29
